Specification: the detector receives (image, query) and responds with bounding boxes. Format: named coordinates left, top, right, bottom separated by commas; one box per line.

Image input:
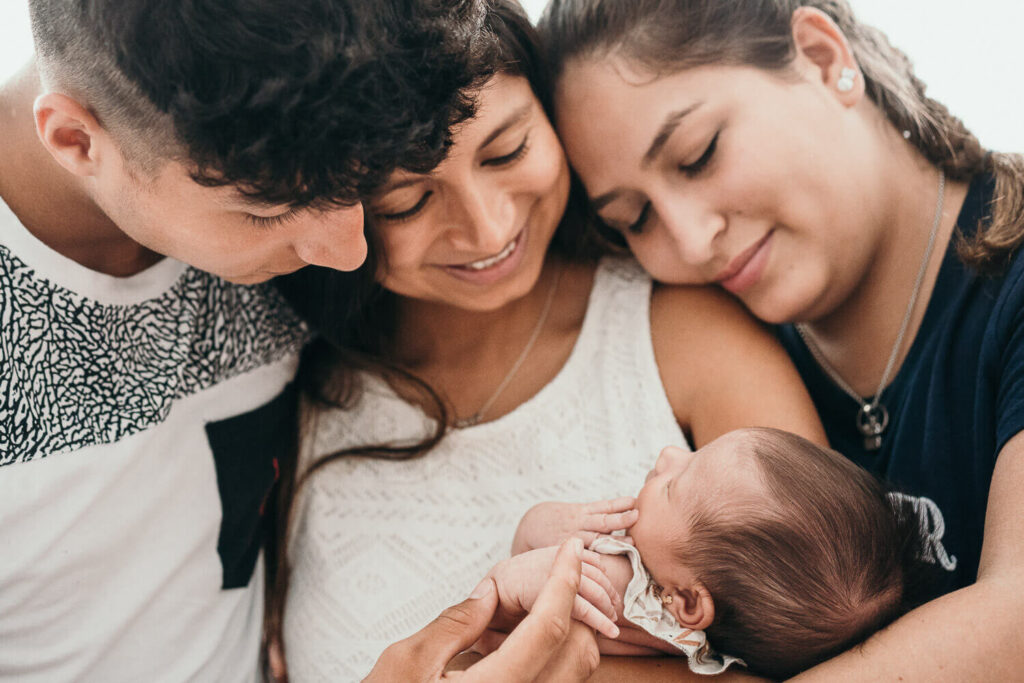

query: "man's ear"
left=790, top=7, right=864, bottom=105
left=665, top=580, right=714, bottom=632
left=33, top=92, right=108, bottom=177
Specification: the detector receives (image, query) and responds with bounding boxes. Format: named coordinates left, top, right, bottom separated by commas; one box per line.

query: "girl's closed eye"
left=483, top=134, right=530, bottom=167
left=680, top=131, right=719, bottom=177
left=375, top=190, right=434, bottom=223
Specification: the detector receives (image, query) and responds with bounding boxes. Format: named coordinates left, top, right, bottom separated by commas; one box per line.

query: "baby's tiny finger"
left=579, top=571, right=616, bottom=622
left=572, top=595, right=620, bottom=640
left=571, top=530, right=600, bottom=548
left=584, top=496, right=637, bottom=514
left=471, top=628, right=509, bottom=656
left=585, top=509, right=639, bottom=533
left=581, top=560, right=619, bottom=608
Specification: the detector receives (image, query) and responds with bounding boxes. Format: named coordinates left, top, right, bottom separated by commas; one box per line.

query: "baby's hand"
left=511, top=497, right=638, bottom=554
left=485, top=545, right=621, bottom=640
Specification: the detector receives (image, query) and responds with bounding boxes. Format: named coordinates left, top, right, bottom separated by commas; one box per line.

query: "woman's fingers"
left=534, top=621, right=600, bottom=683
left=464, top=538, right=585, bottom=681
left=364, top=578, right=498, bottom=682
left=469, top=628, right=508, bottom=657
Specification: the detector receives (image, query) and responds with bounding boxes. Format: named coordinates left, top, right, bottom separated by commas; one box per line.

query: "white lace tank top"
left=283, top=258, right=689, bottom=681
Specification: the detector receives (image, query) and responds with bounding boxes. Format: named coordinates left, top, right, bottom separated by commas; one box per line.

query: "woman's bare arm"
left=650, top=284, right=827, bottom=448
left=788, top=431, right=1024, bottom=681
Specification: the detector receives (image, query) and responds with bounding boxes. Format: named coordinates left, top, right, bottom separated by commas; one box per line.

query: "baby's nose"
left=654, top=445, right=688, bottom=473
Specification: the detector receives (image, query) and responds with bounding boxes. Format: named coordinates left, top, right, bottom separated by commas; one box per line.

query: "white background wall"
left=2, top=1, right=1020, bottom=151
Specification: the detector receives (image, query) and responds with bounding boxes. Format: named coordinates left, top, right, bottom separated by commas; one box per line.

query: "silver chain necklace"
left=452, top=267, right=562, bottom=429
left=796, top=170, right=945, bottom=451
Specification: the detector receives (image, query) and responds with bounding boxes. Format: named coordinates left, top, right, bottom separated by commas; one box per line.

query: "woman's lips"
left=441, top=227, right=528, bottom=286
left=716, top=231, right=773, bottom=295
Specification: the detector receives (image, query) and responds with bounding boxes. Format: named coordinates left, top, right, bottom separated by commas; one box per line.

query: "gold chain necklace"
left=452, top=267, right=562, bottom=429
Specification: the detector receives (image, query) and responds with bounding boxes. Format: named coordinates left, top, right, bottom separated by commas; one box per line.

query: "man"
left=0, top=1, right=597, bottom=680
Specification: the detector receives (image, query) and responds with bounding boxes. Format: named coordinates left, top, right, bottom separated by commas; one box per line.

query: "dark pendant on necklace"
left=857, top=403, right=889, bottom=451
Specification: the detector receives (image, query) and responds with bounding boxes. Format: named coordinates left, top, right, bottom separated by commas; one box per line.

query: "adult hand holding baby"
left=363, top=538, right=602, bottom=682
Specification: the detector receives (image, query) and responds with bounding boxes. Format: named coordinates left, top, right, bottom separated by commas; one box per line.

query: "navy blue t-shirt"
left=778, top=174, right=1024, bottom=599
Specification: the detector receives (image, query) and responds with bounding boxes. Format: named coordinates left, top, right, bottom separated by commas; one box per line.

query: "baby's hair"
left=681, top=428, right=931, bottom=680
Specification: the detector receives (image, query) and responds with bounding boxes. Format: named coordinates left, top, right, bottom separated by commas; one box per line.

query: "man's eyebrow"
left=229, top=193, right=296, bottom=213
left=479, top=101, right=533, bottom=150
left=642, top=102, right=703, bottom=167
left=376, top=176, right=429, bottom=195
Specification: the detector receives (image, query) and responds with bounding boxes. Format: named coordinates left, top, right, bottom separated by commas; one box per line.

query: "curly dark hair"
left=29, top=0, right=491, bottom=206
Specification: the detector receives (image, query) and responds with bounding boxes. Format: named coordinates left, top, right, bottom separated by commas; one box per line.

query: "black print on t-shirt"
left=0, top=245, right=307, bottom=466
left=206, top=384, right=297, bottom=590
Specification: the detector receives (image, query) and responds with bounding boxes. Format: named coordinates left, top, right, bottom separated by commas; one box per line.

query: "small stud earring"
left=837, top=67, right=857, bottom=93
left=661, top=594, right=674, bottom=605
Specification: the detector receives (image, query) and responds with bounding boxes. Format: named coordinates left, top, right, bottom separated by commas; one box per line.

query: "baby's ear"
left=665, top=580, right=714, bottom=632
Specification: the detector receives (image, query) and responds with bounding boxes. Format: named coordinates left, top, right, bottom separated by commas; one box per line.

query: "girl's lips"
left=441, top=227, right=529, bottom=286
left=717, top=231, right=773, bottom=295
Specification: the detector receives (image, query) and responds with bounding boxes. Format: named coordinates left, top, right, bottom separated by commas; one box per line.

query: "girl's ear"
left=790, top=6, right=864, bottom=106
left=665, top=580, right=714, bottom=632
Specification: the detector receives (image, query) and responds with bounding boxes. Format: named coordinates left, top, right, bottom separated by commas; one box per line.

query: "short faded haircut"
left=29, top=0, right=490, bottom=206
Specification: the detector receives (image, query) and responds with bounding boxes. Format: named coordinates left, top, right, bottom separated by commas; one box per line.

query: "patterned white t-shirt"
left=0, top=197, right=308, bottom=682
left=283, top=258, right=689, bottom=681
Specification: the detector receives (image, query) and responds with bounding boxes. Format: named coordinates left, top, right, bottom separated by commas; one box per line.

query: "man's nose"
left=293, top=203, right=367, bottom=272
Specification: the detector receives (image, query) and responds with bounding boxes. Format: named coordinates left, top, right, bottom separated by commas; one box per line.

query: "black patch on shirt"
left=206, top=383, right=298, bottom=589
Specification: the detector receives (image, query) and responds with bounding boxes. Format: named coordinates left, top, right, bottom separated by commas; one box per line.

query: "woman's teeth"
left=463, top=235, right=518, bottom=270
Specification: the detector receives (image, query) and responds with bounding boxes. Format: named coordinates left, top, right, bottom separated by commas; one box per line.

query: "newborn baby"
left=491, top=428, right=929, bottom=680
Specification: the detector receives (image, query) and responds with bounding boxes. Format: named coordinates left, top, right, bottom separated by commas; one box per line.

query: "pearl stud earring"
left=837, top=67, right=857, bottom=93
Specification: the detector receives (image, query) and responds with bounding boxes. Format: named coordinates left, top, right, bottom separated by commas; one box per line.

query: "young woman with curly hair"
left=272, top=2, right=825, bottom=679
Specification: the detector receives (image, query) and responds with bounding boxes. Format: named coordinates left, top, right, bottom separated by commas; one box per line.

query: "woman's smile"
left=716, top=230, right=774, bottom=295
left=441, top=225, right=529, bottom=286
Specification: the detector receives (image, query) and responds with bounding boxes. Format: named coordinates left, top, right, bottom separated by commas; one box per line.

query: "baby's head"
left=631, top=428, right=928, bottom=679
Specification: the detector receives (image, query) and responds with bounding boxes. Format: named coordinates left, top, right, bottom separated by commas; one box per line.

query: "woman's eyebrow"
left=479, top=101, right=533, bottom=149
left=642, top=102, right=703, bottom=167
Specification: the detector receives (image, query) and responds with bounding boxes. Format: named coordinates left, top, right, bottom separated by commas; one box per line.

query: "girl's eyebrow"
left=479, top=101, right=533, bottom=149
left=642, top=102, right=703, bottom=167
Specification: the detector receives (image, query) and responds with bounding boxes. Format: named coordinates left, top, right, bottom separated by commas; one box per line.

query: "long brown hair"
left=266, top=0, right=603, bottom=663
left=539, top=0, right=1024, bottom=274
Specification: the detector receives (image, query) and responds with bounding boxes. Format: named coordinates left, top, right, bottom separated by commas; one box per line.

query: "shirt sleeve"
left=995, top=257, right=1024, bottom=454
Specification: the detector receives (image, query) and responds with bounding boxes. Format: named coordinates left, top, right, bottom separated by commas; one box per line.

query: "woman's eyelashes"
left=680, top=131, right=719, bottom=177
left=374, top=134, right=531, bottom=223
left=377, top=191, right=434, bottom=223
left=626, top=202, right=653, bottom=235
left=482, top=134, right=530, bottom=167
left=598, top=131, right=721, bottom=235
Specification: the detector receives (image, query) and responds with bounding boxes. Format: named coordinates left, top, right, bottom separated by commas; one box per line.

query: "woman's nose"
left=659, top=197, right=726, bottom=267
left=448, top=186, right=516, bottom=253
